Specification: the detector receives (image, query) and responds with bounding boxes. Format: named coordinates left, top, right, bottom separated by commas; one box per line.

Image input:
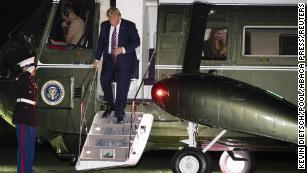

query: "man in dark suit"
left=94, top=7, right=140, bottom=123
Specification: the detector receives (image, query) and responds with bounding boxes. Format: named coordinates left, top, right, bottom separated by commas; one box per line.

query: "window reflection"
left=244, top=27, right=297, bottom=56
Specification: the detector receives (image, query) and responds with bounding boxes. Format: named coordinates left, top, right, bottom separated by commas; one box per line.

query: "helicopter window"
left=8, top=0, right=51, bottom=48
left=243, top=27, right=297, bottom=57
left=48, top=0, right=95, bottom=49
left=0, top=0, right=51, bottom=79
left=202, top=28, right=227, bottom=61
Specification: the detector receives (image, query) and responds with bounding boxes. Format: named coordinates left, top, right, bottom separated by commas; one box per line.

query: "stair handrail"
left=128, top=50, right=156, bottom=157
left=78, top=67, right=98, bottom=157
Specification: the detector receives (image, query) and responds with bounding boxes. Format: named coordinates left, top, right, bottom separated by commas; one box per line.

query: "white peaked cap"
left=17, top=56, right=35, bottom=67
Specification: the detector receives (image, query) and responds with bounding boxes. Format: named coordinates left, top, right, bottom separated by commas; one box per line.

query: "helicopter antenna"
left=182, top=3, right=211, bottom=74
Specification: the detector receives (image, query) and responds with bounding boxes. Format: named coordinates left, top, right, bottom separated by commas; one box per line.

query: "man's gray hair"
left=107, top=7, right=121, bottom=17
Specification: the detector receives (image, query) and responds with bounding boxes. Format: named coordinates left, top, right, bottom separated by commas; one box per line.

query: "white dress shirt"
left=108, top=20, right=121, bottom=54
left=108, top=19, right=126, bottom=54
left=95, top=20, right=126, bottom=64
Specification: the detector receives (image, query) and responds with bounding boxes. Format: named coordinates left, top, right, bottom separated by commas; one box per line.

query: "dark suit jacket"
left=95, top=19, right=140, bottom=66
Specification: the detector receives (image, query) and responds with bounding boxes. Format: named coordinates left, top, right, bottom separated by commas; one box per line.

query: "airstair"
left=75, top=111, right=153, bottom=170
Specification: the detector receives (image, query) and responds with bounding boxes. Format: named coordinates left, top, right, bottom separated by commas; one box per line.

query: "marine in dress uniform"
left=13, top=56, right=37, bottom=173
left=94, top=7, right=140, bottom=123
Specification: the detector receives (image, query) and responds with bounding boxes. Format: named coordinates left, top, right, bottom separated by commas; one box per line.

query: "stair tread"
left=79, top=158, right=127, bottom=162
left=83, top=146, right=129, bottom=149
left=85, top=135, right=131, bottom=147
left=80, top=147, right=129, bottom=160
left=89, top=124, right=138, bottom=136
left=91, top=122, right=139, bottom=126
left=86, top=134, right=136, bottom=137
left=94, top=112, right=143, bottom=124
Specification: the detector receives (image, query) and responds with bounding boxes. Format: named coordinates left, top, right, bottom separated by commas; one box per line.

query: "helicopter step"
left=75, top=111, right=153, bottom=171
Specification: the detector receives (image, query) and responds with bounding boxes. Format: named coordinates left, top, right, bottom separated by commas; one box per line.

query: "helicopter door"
left=35, top=0, right=99, bottom=134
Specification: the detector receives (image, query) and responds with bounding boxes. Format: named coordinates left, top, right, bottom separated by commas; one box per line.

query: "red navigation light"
left=151, top=83, right=169, bottom=103
left=156, top=88, right=168, bottom=97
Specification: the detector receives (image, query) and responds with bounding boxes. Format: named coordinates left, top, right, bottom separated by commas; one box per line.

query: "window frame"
left=39, top=0, right=98, bottom=65
left=242, top=25, right=297, bottom=58
left=47, top=0, right=94, bottom=49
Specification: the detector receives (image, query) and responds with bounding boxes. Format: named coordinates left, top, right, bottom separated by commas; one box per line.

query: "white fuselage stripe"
left=37, top=65, right=93, bottom=69
left=155, top=65, right=300, bottom=71
left=36, top=63, right=301, bottom=71
left=159, top=0, right=300, bottom=6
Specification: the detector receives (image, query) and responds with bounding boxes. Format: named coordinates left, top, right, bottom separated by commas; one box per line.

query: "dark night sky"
left=0, top=0, right=41, bottom=47
left=0, top=1, right=40, bottom=135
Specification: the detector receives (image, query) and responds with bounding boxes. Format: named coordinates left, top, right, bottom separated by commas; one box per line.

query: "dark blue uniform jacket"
left=13, top=72, right=37, bottom=127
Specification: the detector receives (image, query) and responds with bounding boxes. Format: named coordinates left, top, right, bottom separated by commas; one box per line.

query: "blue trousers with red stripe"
left=16, top=123, right=36, bottom=173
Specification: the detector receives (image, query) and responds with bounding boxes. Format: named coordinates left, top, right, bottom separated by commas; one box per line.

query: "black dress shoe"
left=116, top=116, right=124, bottom=124
left=102, top=104, right=114, bottom=118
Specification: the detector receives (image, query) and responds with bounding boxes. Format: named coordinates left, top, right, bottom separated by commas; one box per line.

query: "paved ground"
left=0, top=119, right=305, bottom=173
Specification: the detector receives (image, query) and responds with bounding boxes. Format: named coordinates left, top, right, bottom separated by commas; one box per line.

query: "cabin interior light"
left=209, top=10, right=215, bottom=15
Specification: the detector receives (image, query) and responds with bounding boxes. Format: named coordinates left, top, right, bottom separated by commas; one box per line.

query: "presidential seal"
left=41, top=80, right=65, bottom=106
